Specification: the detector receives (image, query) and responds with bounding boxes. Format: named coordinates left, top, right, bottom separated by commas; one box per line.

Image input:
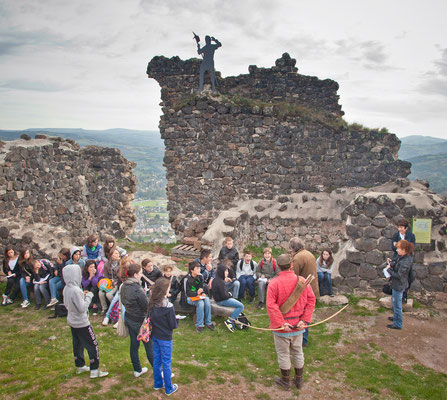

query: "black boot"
left=274, top=369, right=290, bottom=390
left=294, top=367, right=304, bottom=389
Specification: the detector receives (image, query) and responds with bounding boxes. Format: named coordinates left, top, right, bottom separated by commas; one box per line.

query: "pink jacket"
left=267, top=269, right=316, bottom=331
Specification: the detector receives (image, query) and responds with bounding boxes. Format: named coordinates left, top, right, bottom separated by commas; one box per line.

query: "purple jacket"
left=82, top=271, right=104, bottom=290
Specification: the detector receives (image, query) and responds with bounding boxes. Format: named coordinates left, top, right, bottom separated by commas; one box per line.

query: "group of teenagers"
left=1, top=221, right=416, bottom=394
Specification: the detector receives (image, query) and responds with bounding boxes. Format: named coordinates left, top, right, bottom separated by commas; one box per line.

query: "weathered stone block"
left=346, top=224, right=363, bottom=239
left=359, top=263, right=378, bottom=279
left=364, top=226, right=381, bottom=239
left=365, top=250, right=385, bottom=265
left=421, top=276, right=444, bottom=292
left=339, top=259, right=358, bottom=278
left=346, top=250, right=365, bottom=264
left=354, top=238, right=377, bottom=252
left=428, top=262, right=446, bottom=275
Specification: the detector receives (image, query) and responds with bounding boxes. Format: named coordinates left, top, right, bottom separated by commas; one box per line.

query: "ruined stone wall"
left=147, top=53, right=411, bottom=239
left=337, top=183, right=447, bottom=293
left=0, top=135, right=137, bottom=258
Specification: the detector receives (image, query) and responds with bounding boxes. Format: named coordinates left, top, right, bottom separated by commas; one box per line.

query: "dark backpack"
left=48, top=303, right=68, bottom=319
left=235, top=312, right=251, bottom=330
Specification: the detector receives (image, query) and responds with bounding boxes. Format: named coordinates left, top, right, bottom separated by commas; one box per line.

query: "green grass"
left=132, top=199, right=167, bottom=208
left=0, top=284, right=445, bottom=399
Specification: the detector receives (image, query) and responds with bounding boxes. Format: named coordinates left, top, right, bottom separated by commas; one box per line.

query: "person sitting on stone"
left=316, top=248, right=334, bottom=297
left=48, top=247, right=71, bottom=307
left=103, top=235, right=127, bottom=260
left=2, top=247, right=21, bottom=306
left=257, top=247, right=278, bottom=310
left=220, top=258, right=240, bottom=300
left=81, top=260, right=103, bottom=315
left=218, top=237, right=239, bottom=272
left=236, top=249, right=258, bottom=303
left=184, top=261, right=214, bottom=333
left=213, top=263, right=244, bottom=333
left=31, top=258, right=54, bottom=310
left=81, top=234, right=105, bottom=263
left=98, top=248, right=120, bottom=316
left=141, top=258, right=162, bottom=292
left=65, top=246, right=86, bottom=270
left=194, top=249, right=215, bottom=292
left=18, top=247, right=34, bottom=308
left=391, top=218, right=416, bottom=304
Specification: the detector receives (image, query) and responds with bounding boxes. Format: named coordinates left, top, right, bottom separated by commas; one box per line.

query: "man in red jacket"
left=266, top=254, right=316, bottom=390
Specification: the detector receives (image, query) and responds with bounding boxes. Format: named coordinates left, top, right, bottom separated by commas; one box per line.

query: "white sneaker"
left=77, top=366, right=90, bottom=374
left=21, top=300, right=30, bottom=308
left=134, top=367, right=148, bottom=378
left=102, top=316, right=109, bottom=326
left=113, top=321, right=118, bottom=329
left=48, top=298, right=59, bottom=307
left=2, top=294, right=8, bottom=306
left=5, top=298, right=13, bottom=305
left=90, top=369, right=109, bottom=379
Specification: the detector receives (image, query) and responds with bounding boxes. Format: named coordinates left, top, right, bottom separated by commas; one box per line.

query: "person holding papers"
left=31, top=259, right=54, bottom=309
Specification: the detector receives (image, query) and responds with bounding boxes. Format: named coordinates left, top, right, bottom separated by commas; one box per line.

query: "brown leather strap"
left=279, top=279, right=307, bottom=315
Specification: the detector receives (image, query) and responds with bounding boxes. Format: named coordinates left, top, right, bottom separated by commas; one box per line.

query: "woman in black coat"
left=385, top=240, right=414, bottom=330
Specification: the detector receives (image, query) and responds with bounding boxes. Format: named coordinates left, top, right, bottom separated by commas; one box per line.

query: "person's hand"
left=83, top=290, right=89, bottom=295
left=57, top=257, right=62, bottom=264
left=206, top=263, right=212, bottom=271
left=197, top=288, right=203, bottom=295
left=225, top=277, right=231, bottom=282
left=282, top=323, right=293, bottom=332
left=296, top=320, right=307, bottom=330
left=25, top=276, right=30, bottom=283
left=7, top=271, right=11, bottom=276
left=54, top=270, right=58, bottom=276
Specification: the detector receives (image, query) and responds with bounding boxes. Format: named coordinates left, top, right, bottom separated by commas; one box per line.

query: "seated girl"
left=103, top=236, right=127, bottom=260
left=19, top=247, right=34, bottom=308
left=81, top=234, right=105, bottom=262
left=66, top=246, right=86, bottom=270
left=48, top=248, right=71, bottom=306
left=98, top=248, right=121, bottom=315
left=31, top=259, right=54, bottom=309
left=316, top=248, right=334, bottom=297
left=2, top=247, right=21, bottom=306
left=212, top=263, right=244, bottom=333
left=82, top=260, right=103, bottom=315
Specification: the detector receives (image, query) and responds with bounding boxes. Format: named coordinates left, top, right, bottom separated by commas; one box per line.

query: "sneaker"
left=48, top=298, right=59, bottom=307
left=5, top=298, right=13, bottom=305
left=388, top=316, right=394, bottom=322
left=329, top=294, right=335, bottom=297
left=35, top=304, right=41, bottom=310
left=166, top=384, right=178, bottom=396
left=134, top=367, right=148, bottom=378
left=76, top=366, right=90, bottom=374
left=92, top=310, right=98, bottom=316
left=113, top=321, right=119, bottom=329
left=196, top=326, right=204, bottom=333
left=206, top=324, right=215, bottom=331
left=2, top=294, right=8, bottom=306
left=175, top=314, right=186, bottom=320
left=102, top=316, right=110, bottom=326
left=90, top=369, right=109, bottom=379
left=248, top=297, right=255, bottom=304
left=257, top=301, right=264, bottom=309
left=224, top=319, right=235, bottom=333
left=21, top=300, right=31, bottom=308
left=154, top=384, right=164, bottom=390
left=386, top=324, right=402, bottom=330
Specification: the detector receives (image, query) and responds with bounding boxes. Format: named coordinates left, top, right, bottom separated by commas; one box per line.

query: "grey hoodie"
left=63, top=264, right=93, bottom=328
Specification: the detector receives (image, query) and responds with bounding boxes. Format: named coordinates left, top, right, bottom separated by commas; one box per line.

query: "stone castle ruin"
left=147, top=53, right=447, bottom=293
left=0, top=135, right=137, bottom=258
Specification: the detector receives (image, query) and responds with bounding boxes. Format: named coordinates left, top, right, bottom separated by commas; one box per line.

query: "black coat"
left=121, top=278, right=148, bottom=324
left=388, top=254, right=412, bottom=292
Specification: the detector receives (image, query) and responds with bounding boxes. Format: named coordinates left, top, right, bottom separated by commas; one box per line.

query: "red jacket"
left=267, top=269, right=316, bottom=331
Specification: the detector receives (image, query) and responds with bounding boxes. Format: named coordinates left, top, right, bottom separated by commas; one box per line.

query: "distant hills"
left=399, top=135, right=447, bottom=194
left=1, top=130, right=446, bottom=196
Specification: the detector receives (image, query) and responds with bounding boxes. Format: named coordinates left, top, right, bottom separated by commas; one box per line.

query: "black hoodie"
left=212, top=264, right=232, bottom=302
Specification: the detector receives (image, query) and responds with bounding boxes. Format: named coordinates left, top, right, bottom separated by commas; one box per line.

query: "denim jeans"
left=391, top=289, right=403, bottom=329
left=125, top=317, right=154, bottom=372
left=153, top=337, right=174, bottom=393
left=20, top=277, right=33, bottom=301
left=225, top=280, right=240, bottom=299
left=317, top=272, right=332, bottom=295
left=238, top=275, right=255, bottom=299
left=303, top=328, right=309, bottom=345
left=216, top=298, right=244, bottom=321
left=187, top=296, right=211, bottom=327
left=49, top=276, right=65, bottom=300
left=34, top=282, right=50, bottom=306
left=257, top=278, right=268, bottom=302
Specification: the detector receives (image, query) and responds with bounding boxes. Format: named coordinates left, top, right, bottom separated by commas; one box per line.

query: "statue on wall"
left=193, top=32, right=222, bottom=91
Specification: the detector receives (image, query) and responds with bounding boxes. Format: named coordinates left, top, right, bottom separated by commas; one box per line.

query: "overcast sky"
left=0, top=0, right=446, bottom=139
